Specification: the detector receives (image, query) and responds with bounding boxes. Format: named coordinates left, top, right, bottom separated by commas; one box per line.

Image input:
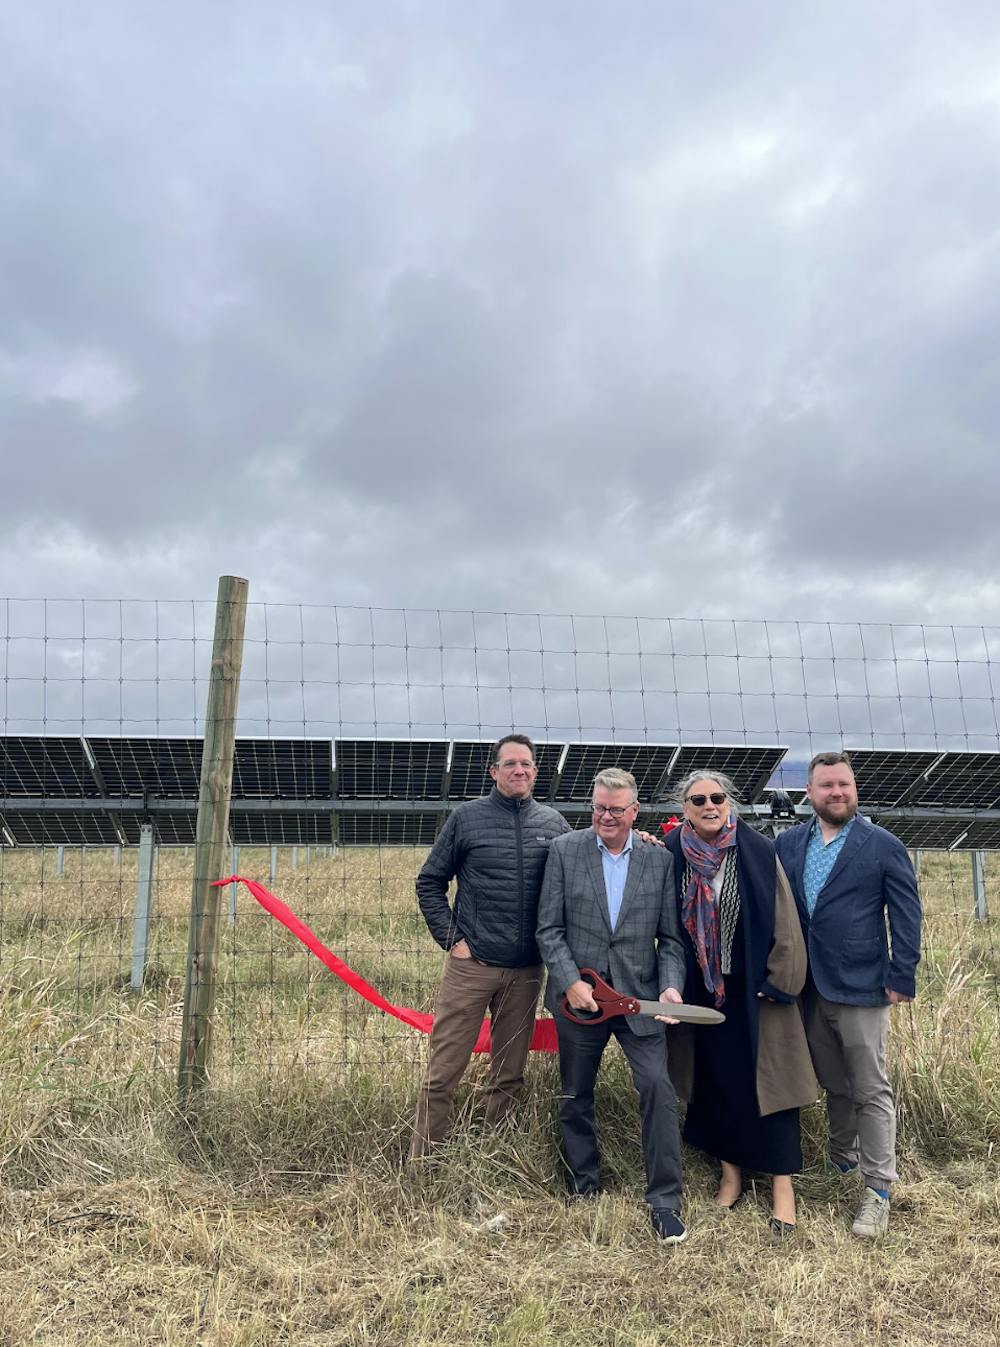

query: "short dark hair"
left=808, top=750, right=853, bottom=781
left=492, top=733, right=536, bottom=766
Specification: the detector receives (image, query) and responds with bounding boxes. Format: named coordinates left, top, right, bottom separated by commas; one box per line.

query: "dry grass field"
left=0, top=844, right=998, bottom=1346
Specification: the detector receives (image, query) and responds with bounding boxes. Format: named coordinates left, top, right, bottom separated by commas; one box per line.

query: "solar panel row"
left=4, top=738, right=1000, bottom=849
left=0, top=736, right=787, bottom=803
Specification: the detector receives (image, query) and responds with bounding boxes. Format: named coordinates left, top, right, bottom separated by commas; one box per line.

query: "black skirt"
left=682, top=971, right=802, bottom=1175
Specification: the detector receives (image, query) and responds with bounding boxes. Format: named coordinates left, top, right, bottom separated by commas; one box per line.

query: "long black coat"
left=665, top=819, right=816, bottom=1116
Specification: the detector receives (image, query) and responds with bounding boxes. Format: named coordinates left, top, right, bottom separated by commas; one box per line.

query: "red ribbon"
left=213, top=876, right=558, bottom=1053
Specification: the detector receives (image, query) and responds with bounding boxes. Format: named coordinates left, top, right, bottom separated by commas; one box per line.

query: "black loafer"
left=769, top=1217, right=796, bottom=1237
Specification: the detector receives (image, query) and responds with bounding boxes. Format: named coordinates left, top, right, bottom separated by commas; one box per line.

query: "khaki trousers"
left=805, top=989, right=898, bottom=1188
left=409, top=954, right=543, bottom=1160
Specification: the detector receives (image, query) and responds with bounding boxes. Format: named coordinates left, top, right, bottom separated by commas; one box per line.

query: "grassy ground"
left=0, top=846, right=998, bottom=1346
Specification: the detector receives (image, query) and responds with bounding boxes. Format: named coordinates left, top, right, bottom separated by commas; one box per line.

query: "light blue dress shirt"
left=596, top=832, right=633, bottom=929
left=803, top=817, right=855, bottom=917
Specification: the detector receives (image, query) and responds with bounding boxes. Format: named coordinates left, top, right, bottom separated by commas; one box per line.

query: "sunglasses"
left=685, top=792, right=727, bottom=807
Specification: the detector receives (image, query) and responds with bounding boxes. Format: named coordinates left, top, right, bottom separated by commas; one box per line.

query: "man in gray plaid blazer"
left=536, top=768, right=689, bottom=1242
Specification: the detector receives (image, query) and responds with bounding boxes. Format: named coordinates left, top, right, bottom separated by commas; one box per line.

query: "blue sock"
left=868, top=1186, right=890, bottom=1201
left=834, top=1159, right=857, bottom=1173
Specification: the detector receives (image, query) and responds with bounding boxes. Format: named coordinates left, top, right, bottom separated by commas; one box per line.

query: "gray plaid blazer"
left=536, top=828, right=686, bottom=1037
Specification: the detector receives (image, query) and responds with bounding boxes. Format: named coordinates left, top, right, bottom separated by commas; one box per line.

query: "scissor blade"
left=633, top=999, right=726, bottom=1024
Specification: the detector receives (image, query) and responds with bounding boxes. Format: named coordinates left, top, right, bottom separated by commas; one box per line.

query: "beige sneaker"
left=852, top=1188, right=890, bottom=1238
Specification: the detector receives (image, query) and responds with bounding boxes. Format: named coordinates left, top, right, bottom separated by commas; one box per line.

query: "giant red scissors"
left=560, top=968, right=726, bottom=1026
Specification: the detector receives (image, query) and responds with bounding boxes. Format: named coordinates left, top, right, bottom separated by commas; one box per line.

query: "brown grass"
left=0, top=845, right=997, bottom=1346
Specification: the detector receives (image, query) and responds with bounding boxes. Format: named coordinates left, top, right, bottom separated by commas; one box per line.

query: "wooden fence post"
left=177, top=575, right=249, bottom=1096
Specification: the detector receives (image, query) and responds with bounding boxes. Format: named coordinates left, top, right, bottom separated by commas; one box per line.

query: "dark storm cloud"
left=3, top=0, right=1000, bottom=628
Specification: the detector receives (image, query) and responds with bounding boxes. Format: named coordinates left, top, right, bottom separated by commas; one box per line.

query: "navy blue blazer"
left=774, top=813, right=921, bottom=1006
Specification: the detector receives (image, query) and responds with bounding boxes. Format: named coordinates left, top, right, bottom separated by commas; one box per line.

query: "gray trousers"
left=804, top=988, right=897, bottom=1188
left=409, top=954, right=543, bottom=1160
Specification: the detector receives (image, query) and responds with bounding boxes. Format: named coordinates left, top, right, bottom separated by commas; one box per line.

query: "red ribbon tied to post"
left=213, top=876, right=559, bottom=1054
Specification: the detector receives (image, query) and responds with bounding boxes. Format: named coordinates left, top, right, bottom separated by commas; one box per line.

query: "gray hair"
left=671, top=769, right=741, bottom=810
left=592, top=767, right=639, bottom=802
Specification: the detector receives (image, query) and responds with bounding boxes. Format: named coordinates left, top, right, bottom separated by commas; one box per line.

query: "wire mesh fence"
left=1, top=598, right=998, bottom=1089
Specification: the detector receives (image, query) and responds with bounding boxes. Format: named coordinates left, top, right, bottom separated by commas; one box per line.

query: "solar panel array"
left=2, top=736, right=1000, bottom=849
left=843, top=748, right=1000, bottom=849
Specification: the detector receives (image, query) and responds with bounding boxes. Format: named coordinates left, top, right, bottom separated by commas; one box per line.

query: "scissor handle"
left=559, top=969, right=625, bottom=1025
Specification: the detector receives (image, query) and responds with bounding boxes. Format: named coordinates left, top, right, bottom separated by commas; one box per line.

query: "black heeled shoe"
left=716, top=1189, right=749, bottom=1211
left=769, top=1216, right=796, bottom=1237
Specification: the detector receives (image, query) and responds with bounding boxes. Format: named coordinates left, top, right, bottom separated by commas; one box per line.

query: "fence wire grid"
left=0, top=598, right=998, bottom=1086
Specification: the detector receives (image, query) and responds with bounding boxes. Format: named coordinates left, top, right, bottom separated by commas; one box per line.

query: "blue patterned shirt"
left=596, top=832, right=633, bottom=930
left=803, top=817, right=855, bottom=917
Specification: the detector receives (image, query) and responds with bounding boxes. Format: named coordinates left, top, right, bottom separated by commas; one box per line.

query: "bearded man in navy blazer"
left=774, top=751, right=921, bottom=1239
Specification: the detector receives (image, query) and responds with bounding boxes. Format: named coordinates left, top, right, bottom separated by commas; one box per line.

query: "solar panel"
left=908, top=752, right=1000, bottom=811
left=956, top=817, right=1000, bottom=850
left=153, top=812, right=198, bottom=846
left=337, top=810, right=439, bottom=846
left=229, top=809, right=333, bottom=846
left=0, top=737, right=98, bottom=797
left=554, top=744, right=678, bottom=801
left=335, top=740, right=448, bottom=800
left=447, top=741, right=495, bottom=798
left=871, top=815, right=970, bottom=850
left=2, top=809, right=126, bottom=846
left=665, top=746, right=787, bottom=804
left=565, top=811, right=593, bottom=831
left=233, top=740, right=332, bottom=799
left=843, top=750, right=942, bottom=807
left=89, top=737, right=203, bottom=798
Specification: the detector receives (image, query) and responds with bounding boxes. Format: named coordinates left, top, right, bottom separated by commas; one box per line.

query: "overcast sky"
left=5, top=1, right=1000, bottom=633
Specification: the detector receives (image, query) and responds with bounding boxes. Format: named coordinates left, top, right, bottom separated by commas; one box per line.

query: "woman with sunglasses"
left=663, top=771, right=816, bottom=1234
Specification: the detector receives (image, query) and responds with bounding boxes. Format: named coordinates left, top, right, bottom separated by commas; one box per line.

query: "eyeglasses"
left=592, top=803, right=637, bottom=819
left=685, top=792, right=727, bottom=807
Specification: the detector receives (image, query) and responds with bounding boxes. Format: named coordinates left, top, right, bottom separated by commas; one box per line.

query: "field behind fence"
left=1, top=840, right=997, bottom=1117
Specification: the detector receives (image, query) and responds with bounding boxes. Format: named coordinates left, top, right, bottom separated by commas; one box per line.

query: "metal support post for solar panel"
left=291, top=845, right=298, bottom=870
left=114, top=844, right=121, bottom=865
left=269, top=845, right=278, bottom=882
left=972, top=851, right=988, bottom=922
left=130, top=823, right=155, bottom=991
left=228, top=843, right=239, bottom=925
left=178, top=575, right=248, bottom=1096
left=909, top=849, right=921, bottom=879
left=55, top=845, right=64, bottom=877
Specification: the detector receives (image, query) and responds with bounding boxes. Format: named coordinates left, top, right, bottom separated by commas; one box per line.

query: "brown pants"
left=409, top=954, right=543, bottom=1160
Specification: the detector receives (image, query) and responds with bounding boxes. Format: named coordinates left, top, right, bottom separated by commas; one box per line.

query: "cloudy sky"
left=5, top=1, right=1000, bottom=632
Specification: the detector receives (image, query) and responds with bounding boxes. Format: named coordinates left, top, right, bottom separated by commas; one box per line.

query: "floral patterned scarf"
left=680, top=816, right=738, bottom=1008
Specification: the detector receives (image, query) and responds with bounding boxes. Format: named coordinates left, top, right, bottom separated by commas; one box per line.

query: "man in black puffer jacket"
left=409, top=734, right=571, bottom=1159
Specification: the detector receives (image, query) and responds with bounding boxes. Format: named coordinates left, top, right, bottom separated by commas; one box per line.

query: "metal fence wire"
left=0, top=598, right=998, bottom=1083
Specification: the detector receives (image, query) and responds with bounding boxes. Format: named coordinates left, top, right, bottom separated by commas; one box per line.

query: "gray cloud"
left=3, top=0, right=1000, bottom=636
